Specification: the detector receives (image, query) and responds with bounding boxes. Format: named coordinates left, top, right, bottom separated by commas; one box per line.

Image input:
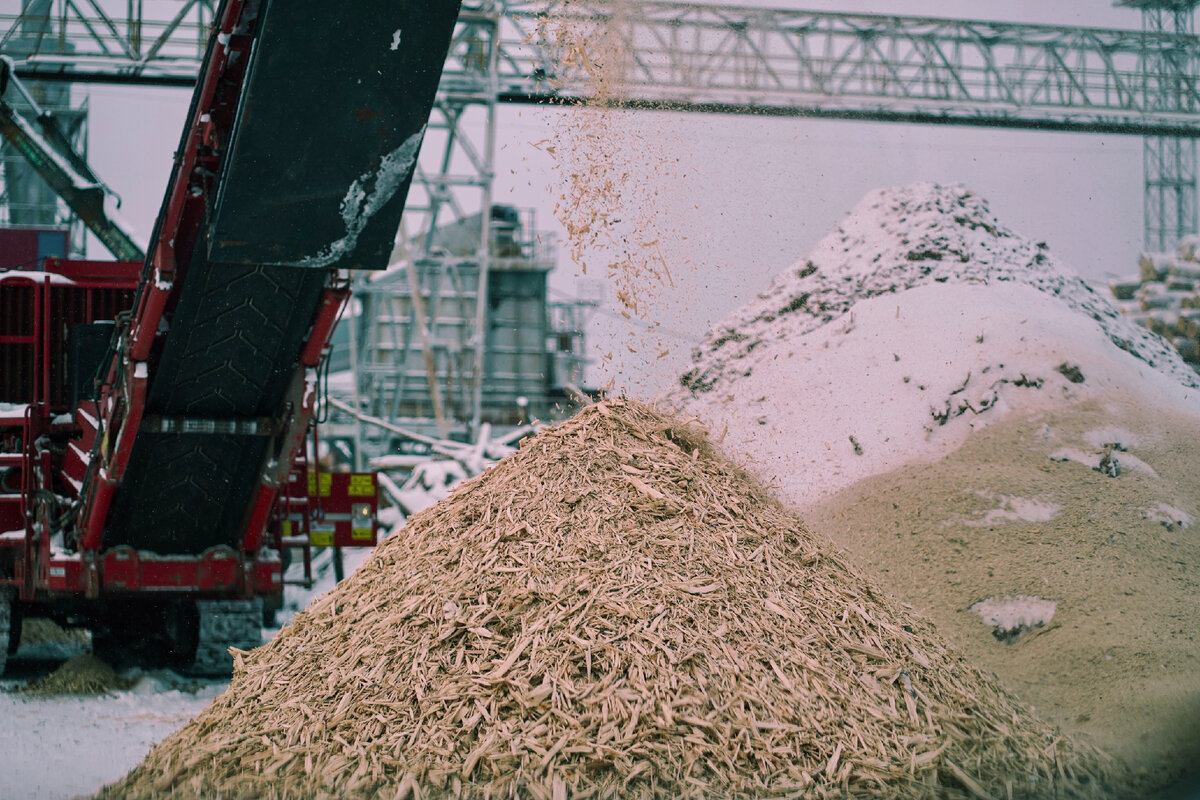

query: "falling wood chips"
left=97, top=401, right=1113, bottom=800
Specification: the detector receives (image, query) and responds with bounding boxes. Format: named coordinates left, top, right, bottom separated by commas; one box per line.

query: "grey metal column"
left=1127, top=0, right=1200, bottom=251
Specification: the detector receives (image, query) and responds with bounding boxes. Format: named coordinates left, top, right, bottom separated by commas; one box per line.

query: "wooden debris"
left=22, top=654, right=133, bottom=696
left=97, top=400, right=1112, bottom=800
left=1113, top=240, right=1200, bottom=371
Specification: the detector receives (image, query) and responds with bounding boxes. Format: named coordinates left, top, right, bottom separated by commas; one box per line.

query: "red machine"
left=0, top=0, right=462, bottom=674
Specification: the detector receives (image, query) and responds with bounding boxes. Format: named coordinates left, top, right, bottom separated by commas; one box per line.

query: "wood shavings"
left=21, top=654, right=133, bottom=696
left=97, top=400, right=1111, bottom=800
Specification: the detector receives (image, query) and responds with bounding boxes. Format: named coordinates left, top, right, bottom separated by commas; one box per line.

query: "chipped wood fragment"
left=95, top=400, right=1111, bottom=800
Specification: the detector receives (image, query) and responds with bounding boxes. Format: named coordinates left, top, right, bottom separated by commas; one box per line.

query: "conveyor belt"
left=97, top=0, right=462, bottom=555
left=105, top=255, right=326, bottom=554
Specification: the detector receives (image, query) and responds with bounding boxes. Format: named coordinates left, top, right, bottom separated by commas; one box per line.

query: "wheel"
left=92, top=598, right=263, bottom=675
left=92, top=599, right=194, bottom=672
left=8, top=607, right=21, bottom=656
left=0, top=589, right=12, bottom=676
left=190, top=599, right=263, bottom=676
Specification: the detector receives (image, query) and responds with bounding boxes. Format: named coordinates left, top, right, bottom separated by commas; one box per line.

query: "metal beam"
left=0, top=0, right=214, bottom=86
left=4, top=2, right=1200, bottom=136
left=0, top=57, right=143, bottom=260
left=486, top=2, right=1200, bottom=136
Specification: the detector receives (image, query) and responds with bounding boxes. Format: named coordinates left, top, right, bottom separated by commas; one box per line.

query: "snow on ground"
left=0, top=672, right=225, bottom=799
left=0, top=541, right=384, bottom=800
left=672, top=182, right=1200, bottom=508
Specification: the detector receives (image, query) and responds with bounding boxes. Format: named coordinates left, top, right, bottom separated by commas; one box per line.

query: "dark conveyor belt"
left=104, top=259, right=327, bottom=554
left=99, top=0, right=463, bottom=555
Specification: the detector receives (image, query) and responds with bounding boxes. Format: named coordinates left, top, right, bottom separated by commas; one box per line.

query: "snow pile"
left=682, top=182, right=1195, bottom=395
left=673, top=182, right=1200, bottom=507
left=97, top=401, right=1110, bottom=800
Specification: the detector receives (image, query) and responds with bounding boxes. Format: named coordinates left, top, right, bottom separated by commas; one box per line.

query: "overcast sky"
left=68, top=1, right=1162, bottom=395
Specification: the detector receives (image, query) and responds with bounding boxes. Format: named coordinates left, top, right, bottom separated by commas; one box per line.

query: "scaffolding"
left=0, top=0, right=89, bottom=256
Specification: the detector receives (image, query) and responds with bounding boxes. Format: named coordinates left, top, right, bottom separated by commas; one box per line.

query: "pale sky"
left=64, top=1, right=1161, bottom=393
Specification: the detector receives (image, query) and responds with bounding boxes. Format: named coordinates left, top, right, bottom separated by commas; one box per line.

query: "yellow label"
left=348, top=474, right=375, bottom=497
left=351, top=526, right=373, bottom=541
left=309, top=528, right=334, bottom=547
left=307, top=472, right=332, bottom=497
left=281, top=520, right=293, bottom=537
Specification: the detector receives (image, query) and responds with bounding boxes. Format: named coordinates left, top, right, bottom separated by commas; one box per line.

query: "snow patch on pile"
left=943, top=491, right=1062, bottom=528
left=1083, top=426, right=1140, bottom=451
left=1049, top=446, right=1158, bottom=478
left=673, top=183, right=1200, bottom=507
left=971, top=595, right=1057, bottom=642
left=1141, top=502, right=1194, bottom=531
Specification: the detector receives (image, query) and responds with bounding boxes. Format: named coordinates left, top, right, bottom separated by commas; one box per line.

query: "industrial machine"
left=0, top=0, right=462, bottom=674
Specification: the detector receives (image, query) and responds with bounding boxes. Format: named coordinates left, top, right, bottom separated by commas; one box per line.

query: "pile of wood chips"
left=97, top=400, right=1113, bottom=800
left=1111, top=242, right=1200, bottom=370
left=23, top=654, right=132, bottom=696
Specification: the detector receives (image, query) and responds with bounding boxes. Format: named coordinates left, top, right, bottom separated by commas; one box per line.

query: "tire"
left=0, top=589, right=13, bottom=676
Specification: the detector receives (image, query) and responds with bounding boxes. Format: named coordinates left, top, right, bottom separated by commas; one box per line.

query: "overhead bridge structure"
left=2, top=2, right=1196, bottom=136
left=2, top=0, right=1199, bottom=430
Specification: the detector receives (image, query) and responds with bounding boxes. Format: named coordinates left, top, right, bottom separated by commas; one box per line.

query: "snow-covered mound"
left=683, top=182, right=1196, bottom=395
left=672, top=182, right=1200, bottom=507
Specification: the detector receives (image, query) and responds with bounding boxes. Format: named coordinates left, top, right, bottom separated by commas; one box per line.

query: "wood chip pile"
left=1111, top=237, right=1200, bottom=370
left=22, top=653, right=132, bottom=696
left=98, top=400, right=1112, bottom=800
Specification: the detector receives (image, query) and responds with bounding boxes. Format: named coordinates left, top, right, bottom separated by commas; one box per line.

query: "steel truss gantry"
left=5, top=2, right=1199, bottom=135
left=3, top=1, right=1200, bottom=428
left=495, top=2, right=1200, bottom=137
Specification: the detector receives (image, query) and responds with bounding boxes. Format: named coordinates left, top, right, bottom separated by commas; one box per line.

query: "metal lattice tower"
left=1123, top=0, right=1200, bottom=250
left=349, top=6, right=588, bottom=442
left=0, top=0, right=90, bottom=257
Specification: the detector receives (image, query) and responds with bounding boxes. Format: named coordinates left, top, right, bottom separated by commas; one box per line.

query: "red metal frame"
left=0, top=262, right=140, bottom=599
left=0, top=250, right=375, bottom=605
left=0, top=0, right=384, bottom=621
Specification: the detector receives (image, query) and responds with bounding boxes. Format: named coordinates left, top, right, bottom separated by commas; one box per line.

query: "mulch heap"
left=22, top=654, right=133, bottom=696
left=98, top=400, right=1113, bottom=800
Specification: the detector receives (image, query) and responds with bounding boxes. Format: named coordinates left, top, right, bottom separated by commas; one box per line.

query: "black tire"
left=7, top=606, right=21, bottom=656
left=0, top=590, right=11, bottom=675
